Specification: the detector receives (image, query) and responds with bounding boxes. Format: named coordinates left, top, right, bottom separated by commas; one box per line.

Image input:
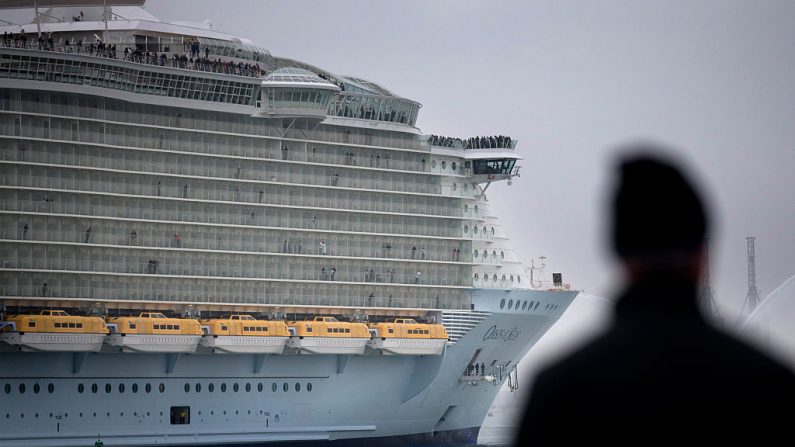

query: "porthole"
left=431, top=160, right=437, bottom=168
left=515, top=300, right=521, bottom=310
left=132, top=383, right=138, bottom=393
left=483, top=272, right=489, bottom=281
left=521, top=301, right=527, bottom=310
left=474, top=273, right=479, bottom=281
left=502, top=274, right=507, bottom=282
left=33, top=383, right=40, bottom=394
left=307, top=383, right=312, bottom=392
left=19, top=384, right=25, bottom=394
left=257, top=383, right=263, bottom=392
left=493, top=250, right=497, bottom=258
left=474, top=205, right=479, bottom=213
left=118, top=383, right=124, bottom=393
left=105, top=384, right=111, bottom=393
left=473, top=226, right=478, bottom=234
left=441, top=161, right=447, bottom=169
left=145, top=383, right=151, bottom=393
left=78, top=384, right=84, bottom=394
left=159, top=383, right=165, bottom=393
left=221, top=383, right=227, bottom=392
left=510, top=275, right=514, bottom=282
left=208, top=383, right=214, bottom=393
left=92, top=383, right=98, bottom=394
left=184, top=383, right=190, bottom=393
left=473, top=249, right=479, bottom=257
left=452, top=183, right=457, bottom=191
left=483, top=226, right=487, bottom=234
left=245, top=383, right=251, bottom=392
left=508, top=299, right=513, bottom=309
left=272, top=383, right=277, bottom=392
left=493, top=274, right=498, bottom=282
left=295, top=383, right=301, bottom=392
left=233, top=383, right=239, bottom=392
left=452, top=162, right=457, bottom=171
left=500, top=298, right=505, bottom=309
left=4, top=384, right=10, bottom=394
left=482, top=251, right=487, bottom=259
left=501, top=251, right=505, bottom=259
left=464, top=225, right=469, bottom=233
left=196, top=383, right=201, bottom=393
left=283, top=383, right=289, bottom=392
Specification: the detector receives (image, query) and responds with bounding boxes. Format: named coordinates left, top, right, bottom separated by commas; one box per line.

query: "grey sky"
left=10, top=0, right=790, bottom=319
left=141, top=0, right=795, bottom=320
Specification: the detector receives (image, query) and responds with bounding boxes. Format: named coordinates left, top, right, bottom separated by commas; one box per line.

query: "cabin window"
left=145, top=384, right=151, bottom=393
left=170, top=406, right=190, bottom=425
left=132, top=384, right=138, bottom=393
left=77, top=384, right=84, bottom=394
left=283, top=383, right=289, bottom=392
left=105, top=384, right=111, bottom=393
left=500, top=299, right=505, bottom=309
left=295, top=383, right=301, bottom=392
left=54, top=323, right=61, bottom=328
left=306, top=327, right=312, bottom=333
left=159, top=383, right=165, bottom=393
left=28, top=321, right=36, bottom=328
left=221, top=325, right=228, bottom=331
left=345, top=328, right=350, bottom=333
left=118, top=384, right=125, bottom=393
left=184, top=383, right=190, bottom=393
left=272, top=383, right=277, bottom=392
left=19, top=384, right=25, bottom=394
left=307, top=383, right=313, bottom=392
left=92, top=384, right=98, bottom=393
left=233, top=383, right=239, bottom=392
left=258, top=383, right=264, bottom=392
left=129, top=323, right=136, bottom=329
left=245, top=383, right=251, bottom=392
left=195, top=383, right=201, bottom=393
left=154, top=325, right=160, bottom=330
left=174, top=325, right=180, bottom=330
left=221, top=383, right=227, bottom=392
left=208, top=383, right=214, bottom=392
left=33, top=384, right=40, bottom=394
left=388, top=328, right=394, bottom=334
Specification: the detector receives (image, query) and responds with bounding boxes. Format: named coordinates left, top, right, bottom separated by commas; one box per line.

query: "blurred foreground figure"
left=516, top=148, right=795, bottom=445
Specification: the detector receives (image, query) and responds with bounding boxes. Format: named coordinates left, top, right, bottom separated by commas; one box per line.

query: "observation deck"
left=257, top=67, right=339, bottom=119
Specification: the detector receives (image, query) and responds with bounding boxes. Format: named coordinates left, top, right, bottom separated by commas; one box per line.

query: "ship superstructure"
left=0, top=2, right=577, bottom=446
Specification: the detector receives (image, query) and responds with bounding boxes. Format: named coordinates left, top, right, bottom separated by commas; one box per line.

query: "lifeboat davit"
left=287, top=316, right=370, bottom=355
left=106, top=313, right=202, bottom=353
left=367, top=318, right=448, bottom=355
left=0, top=310, right=108, bottom=352
left=200, top=314, right=289, bottom=354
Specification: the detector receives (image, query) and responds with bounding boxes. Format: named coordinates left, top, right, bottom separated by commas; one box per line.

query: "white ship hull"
left=200, top=335, right=289, bottom=354
left=0, top=290, right=577, bottom=446
left=367, top=337, right=447, bottom=355
left=287, top=336, right=370, bottom=355
left=106, top=334, right=201, bottom=353
left=0, top=332, right=106, bottom=352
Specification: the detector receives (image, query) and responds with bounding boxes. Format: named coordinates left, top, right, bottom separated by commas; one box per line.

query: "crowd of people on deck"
left=427, top=134, right=513, bottom=149
left=1, top=30, right=263, bottom=79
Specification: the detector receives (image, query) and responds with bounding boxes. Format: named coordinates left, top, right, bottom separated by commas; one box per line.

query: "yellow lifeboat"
left=199, top=314, right=290, bottom=354
left=106, top=312, right=202, bottom=353
left=367, top=318, right=448, bottom=355
left=287, top=316, right=370, bottom=355
left=0, top=310, right=108, bottom=352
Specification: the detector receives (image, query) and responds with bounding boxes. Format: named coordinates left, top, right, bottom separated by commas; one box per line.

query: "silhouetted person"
left=516, top=149, right=795, bottom=446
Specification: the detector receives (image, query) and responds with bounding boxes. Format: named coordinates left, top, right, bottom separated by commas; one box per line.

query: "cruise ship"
left=0, top=2, right=578, bottom=446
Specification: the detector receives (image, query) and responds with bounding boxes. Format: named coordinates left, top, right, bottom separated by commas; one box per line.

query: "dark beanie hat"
left=612, top=150, right=708, bottom=259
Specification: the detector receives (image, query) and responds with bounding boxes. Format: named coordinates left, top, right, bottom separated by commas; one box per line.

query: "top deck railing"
left=0, top=39, right=265, bottom=79
left=427, top=135, right=517, bottom=150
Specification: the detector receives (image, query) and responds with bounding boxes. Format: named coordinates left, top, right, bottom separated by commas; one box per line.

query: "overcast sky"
left=140, top=0, right=795, bottom=321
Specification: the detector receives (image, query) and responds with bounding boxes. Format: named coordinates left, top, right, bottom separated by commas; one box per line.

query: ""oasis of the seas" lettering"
left=482, top=325, right=521, bottom=342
